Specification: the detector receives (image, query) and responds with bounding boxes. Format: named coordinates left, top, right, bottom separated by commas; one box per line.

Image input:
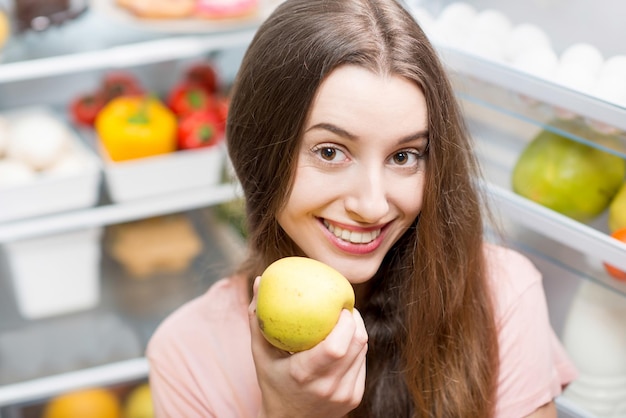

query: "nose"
left=343, top=167, right=390, bottom=223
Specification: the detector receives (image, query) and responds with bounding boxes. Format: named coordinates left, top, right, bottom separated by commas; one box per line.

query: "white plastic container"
left=100, top=141, right=225, bottom=202
left=562, top=281, right=626, bottom=417
left=0, top=107, right=102, bottom=223
left=3, top=227, right=103, bottom=319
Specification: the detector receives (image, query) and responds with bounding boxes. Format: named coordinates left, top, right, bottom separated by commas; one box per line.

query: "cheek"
left=392, top=174, right=426, bottom=217
left=279, top=166, right=328, bottom=217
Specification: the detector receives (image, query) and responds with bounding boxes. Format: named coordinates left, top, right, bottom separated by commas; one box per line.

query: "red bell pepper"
left=69, top=92, right=106, bottom=126
left=168, top=82, right=215, bottom=117
left=177, top=110, right=224, bottom=150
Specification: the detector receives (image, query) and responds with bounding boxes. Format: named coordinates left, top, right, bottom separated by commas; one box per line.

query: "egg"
left=599, top=55, right=626, bottom=81
left=553, top=43, right=605, bottom=95
left=511, top=45, right=558, bottom=80
left=0, top=159, right=37, bottom=188
left=6, top=114, right=71, bottom=171
left=592, top=75, right=626, bottom=108
left=438, top=2, right=477, bottom=26
left=407, top=6, right=436, bottom=40
left=461, top=9, right=512, bottom=61
left=435, top=2, right=477, bottom=48
left=559, top=43, right=604, bottom=77
left=461, top=33, right=506, bottom=62
left=504, top=23, right=552, bottom=63
left=46, top=152, right=88, bottom=177
left=554, top=64, right=597, bottom=94
left=470, top=9, right=512, bottom=39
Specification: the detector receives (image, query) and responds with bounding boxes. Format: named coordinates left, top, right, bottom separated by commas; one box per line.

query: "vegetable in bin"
left=95, top=96, right=177, bottom=162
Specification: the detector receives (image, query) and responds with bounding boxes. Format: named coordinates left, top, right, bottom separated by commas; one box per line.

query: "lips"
left=323, top=220, right=381, bottom=244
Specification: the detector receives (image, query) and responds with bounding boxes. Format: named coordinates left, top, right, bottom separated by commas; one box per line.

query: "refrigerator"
left=0, top=0, right=624, bottom=416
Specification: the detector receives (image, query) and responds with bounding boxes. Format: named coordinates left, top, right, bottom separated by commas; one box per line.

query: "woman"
left=147, top=0, right=577, bottom=417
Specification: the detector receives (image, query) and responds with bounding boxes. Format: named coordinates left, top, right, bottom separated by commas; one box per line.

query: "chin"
left=331, top=259, right=382, bottom=285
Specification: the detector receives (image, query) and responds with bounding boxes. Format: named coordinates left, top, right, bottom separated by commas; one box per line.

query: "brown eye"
left=320, top=147, right=336, bottom=160
left=393, top=151, right=409, bottom=165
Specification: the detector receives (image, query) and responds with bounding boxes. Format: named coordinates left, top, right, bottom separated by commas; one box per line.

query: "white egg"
left=6, top=114, right=71, bottom=171
left=461, top=32, right=506, bottom=62
left=45, top=152, right=88, bottom=176
left=511, top=45, right=558, bottom=81
left=504, top=23, right=552, bottom=63
left=435, top=2, right=477, bottom=48
left=593, top=75, right=626, bottom=108
left=461, top=9, right=512, bottom=61
left=0, top=159, right=37, bottom=188
left=408, top=6, right=436, bottom=40
left=559, top=43, right=604, bottom=76
left=599, top=55, right=626, bottom=80
left=438, top=2, right=477, bottom=26
left=471, top=9, right=512, bottom=39
left=554, top=64, right=597, bottom=94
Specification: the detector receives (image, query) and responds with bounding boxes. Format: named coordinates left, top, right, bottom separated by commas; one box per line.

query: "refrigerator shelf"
left=0, top=182, right=240, bottom=243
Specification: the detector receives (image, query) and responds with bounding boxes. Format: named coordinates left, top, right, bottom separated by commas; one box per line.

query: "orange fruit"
left=603, top=227, right=626, bottom=282
left=43, top=388, right=121, bottom=418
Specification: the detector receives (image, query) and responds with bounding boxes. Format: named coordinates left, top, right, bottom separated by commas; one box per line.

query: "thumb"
left=248, top=275, right=261, bottom=319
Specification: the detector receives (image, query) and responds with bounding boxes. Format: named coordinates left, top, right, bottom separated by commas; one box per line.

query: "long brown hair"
left=226, top=0, right=499, bottom=416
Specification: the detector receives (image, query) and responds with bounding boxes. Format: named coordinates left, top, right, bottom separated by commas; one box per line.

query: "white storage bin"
left=100, top=141, right=226, bottom=202
left=3, top=227, right=103, bottom=319
left=0, top=107, right=102, bottom=223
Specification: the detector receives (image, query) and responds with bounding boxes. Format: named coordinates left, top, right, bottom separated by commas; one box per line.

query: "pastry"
left=194, top=0, right=259, bottom=20
left=116, top=0, right=195, bottom=19
left=107, top=214, right=203, bottom=278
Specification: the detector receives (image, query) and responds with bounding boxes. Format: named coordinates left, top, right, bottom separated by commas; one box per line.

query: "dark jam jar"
left=13, top=0, right=88, bottom=32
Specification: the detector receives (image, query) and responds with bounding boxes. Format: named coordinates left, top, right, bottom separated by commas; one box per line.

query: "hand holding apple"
left=249, top=262, right=367, bottom=418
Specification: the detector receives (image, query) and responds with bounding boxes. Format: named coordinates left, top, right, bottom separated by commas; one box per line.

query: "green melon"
left=512, top=130, right=625, bottom=222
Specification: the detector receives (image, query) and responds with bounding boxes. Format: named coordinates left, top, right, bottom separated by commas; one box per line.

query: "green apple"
left=512, top=130, right=625, bottom=222
left=609, top=182, right=626, bottom=232
left=256, top=257, right=355, bottom=352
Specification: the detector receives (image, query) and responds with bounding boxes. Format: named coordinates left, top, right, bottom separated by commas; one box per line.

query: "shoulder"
left=146, top=276, right=260, bottom=417
left=147, top=275, right=250, bottom=360
left=483, top=243, right=578, bottom=417
left=483, top=242, right=542, bottom=322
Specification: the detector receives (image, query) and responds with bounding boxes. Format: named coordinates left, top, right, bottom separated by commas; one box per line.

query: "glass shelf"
left=442, top=48, right=626, bottom=157
left=0, top=208, right=245, bottom=404
left=0, top=182, right=240, bottom=243
left=469, top=103, right=626, bottom=297
left=0, top=5, right=256, bottom=84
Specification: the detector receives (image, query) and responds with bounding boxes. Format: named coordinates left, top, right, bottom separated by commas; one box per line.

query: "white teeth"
left=324, top=221, right=381, bottom=244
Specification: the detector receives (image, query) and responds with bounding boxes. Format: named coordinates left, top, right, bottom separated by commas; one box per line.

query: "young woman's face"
left=277, top=65, right=428, bottom=284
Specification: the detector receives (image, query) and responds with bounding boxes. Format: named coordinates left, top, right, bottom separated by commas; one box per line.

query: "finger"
left=318, top=309, right=356, bottom=359
left=351, top=308, right=368, bottom=346
left=351, top=343, right=367, bottom=401
left=295, top=308, right=362, bottom=377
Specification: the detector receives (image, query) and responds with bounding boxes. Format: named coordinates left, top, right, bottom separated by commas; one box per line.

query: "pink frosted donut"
left=194, top=0, right=259, bottom=20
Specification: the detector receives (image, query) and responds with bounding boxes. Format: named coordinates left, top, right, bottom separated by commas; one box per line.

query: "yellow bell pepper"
left=95, top=95, right=177, bottom=162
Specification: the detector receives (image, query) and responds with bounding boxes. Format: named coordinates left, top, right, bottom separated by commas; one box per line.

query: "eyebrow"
left=306, top=122, right=429, bottom=145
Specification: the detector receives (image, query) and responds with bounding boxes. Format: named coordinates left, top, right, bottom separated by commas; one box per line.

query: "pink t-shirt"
left=147, top=244, right=577, bottom=417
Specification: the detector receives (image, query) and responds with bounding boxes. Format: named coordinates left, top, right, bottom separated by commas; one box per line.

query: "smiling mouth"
left=323, top=220, right=382, bottom=244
